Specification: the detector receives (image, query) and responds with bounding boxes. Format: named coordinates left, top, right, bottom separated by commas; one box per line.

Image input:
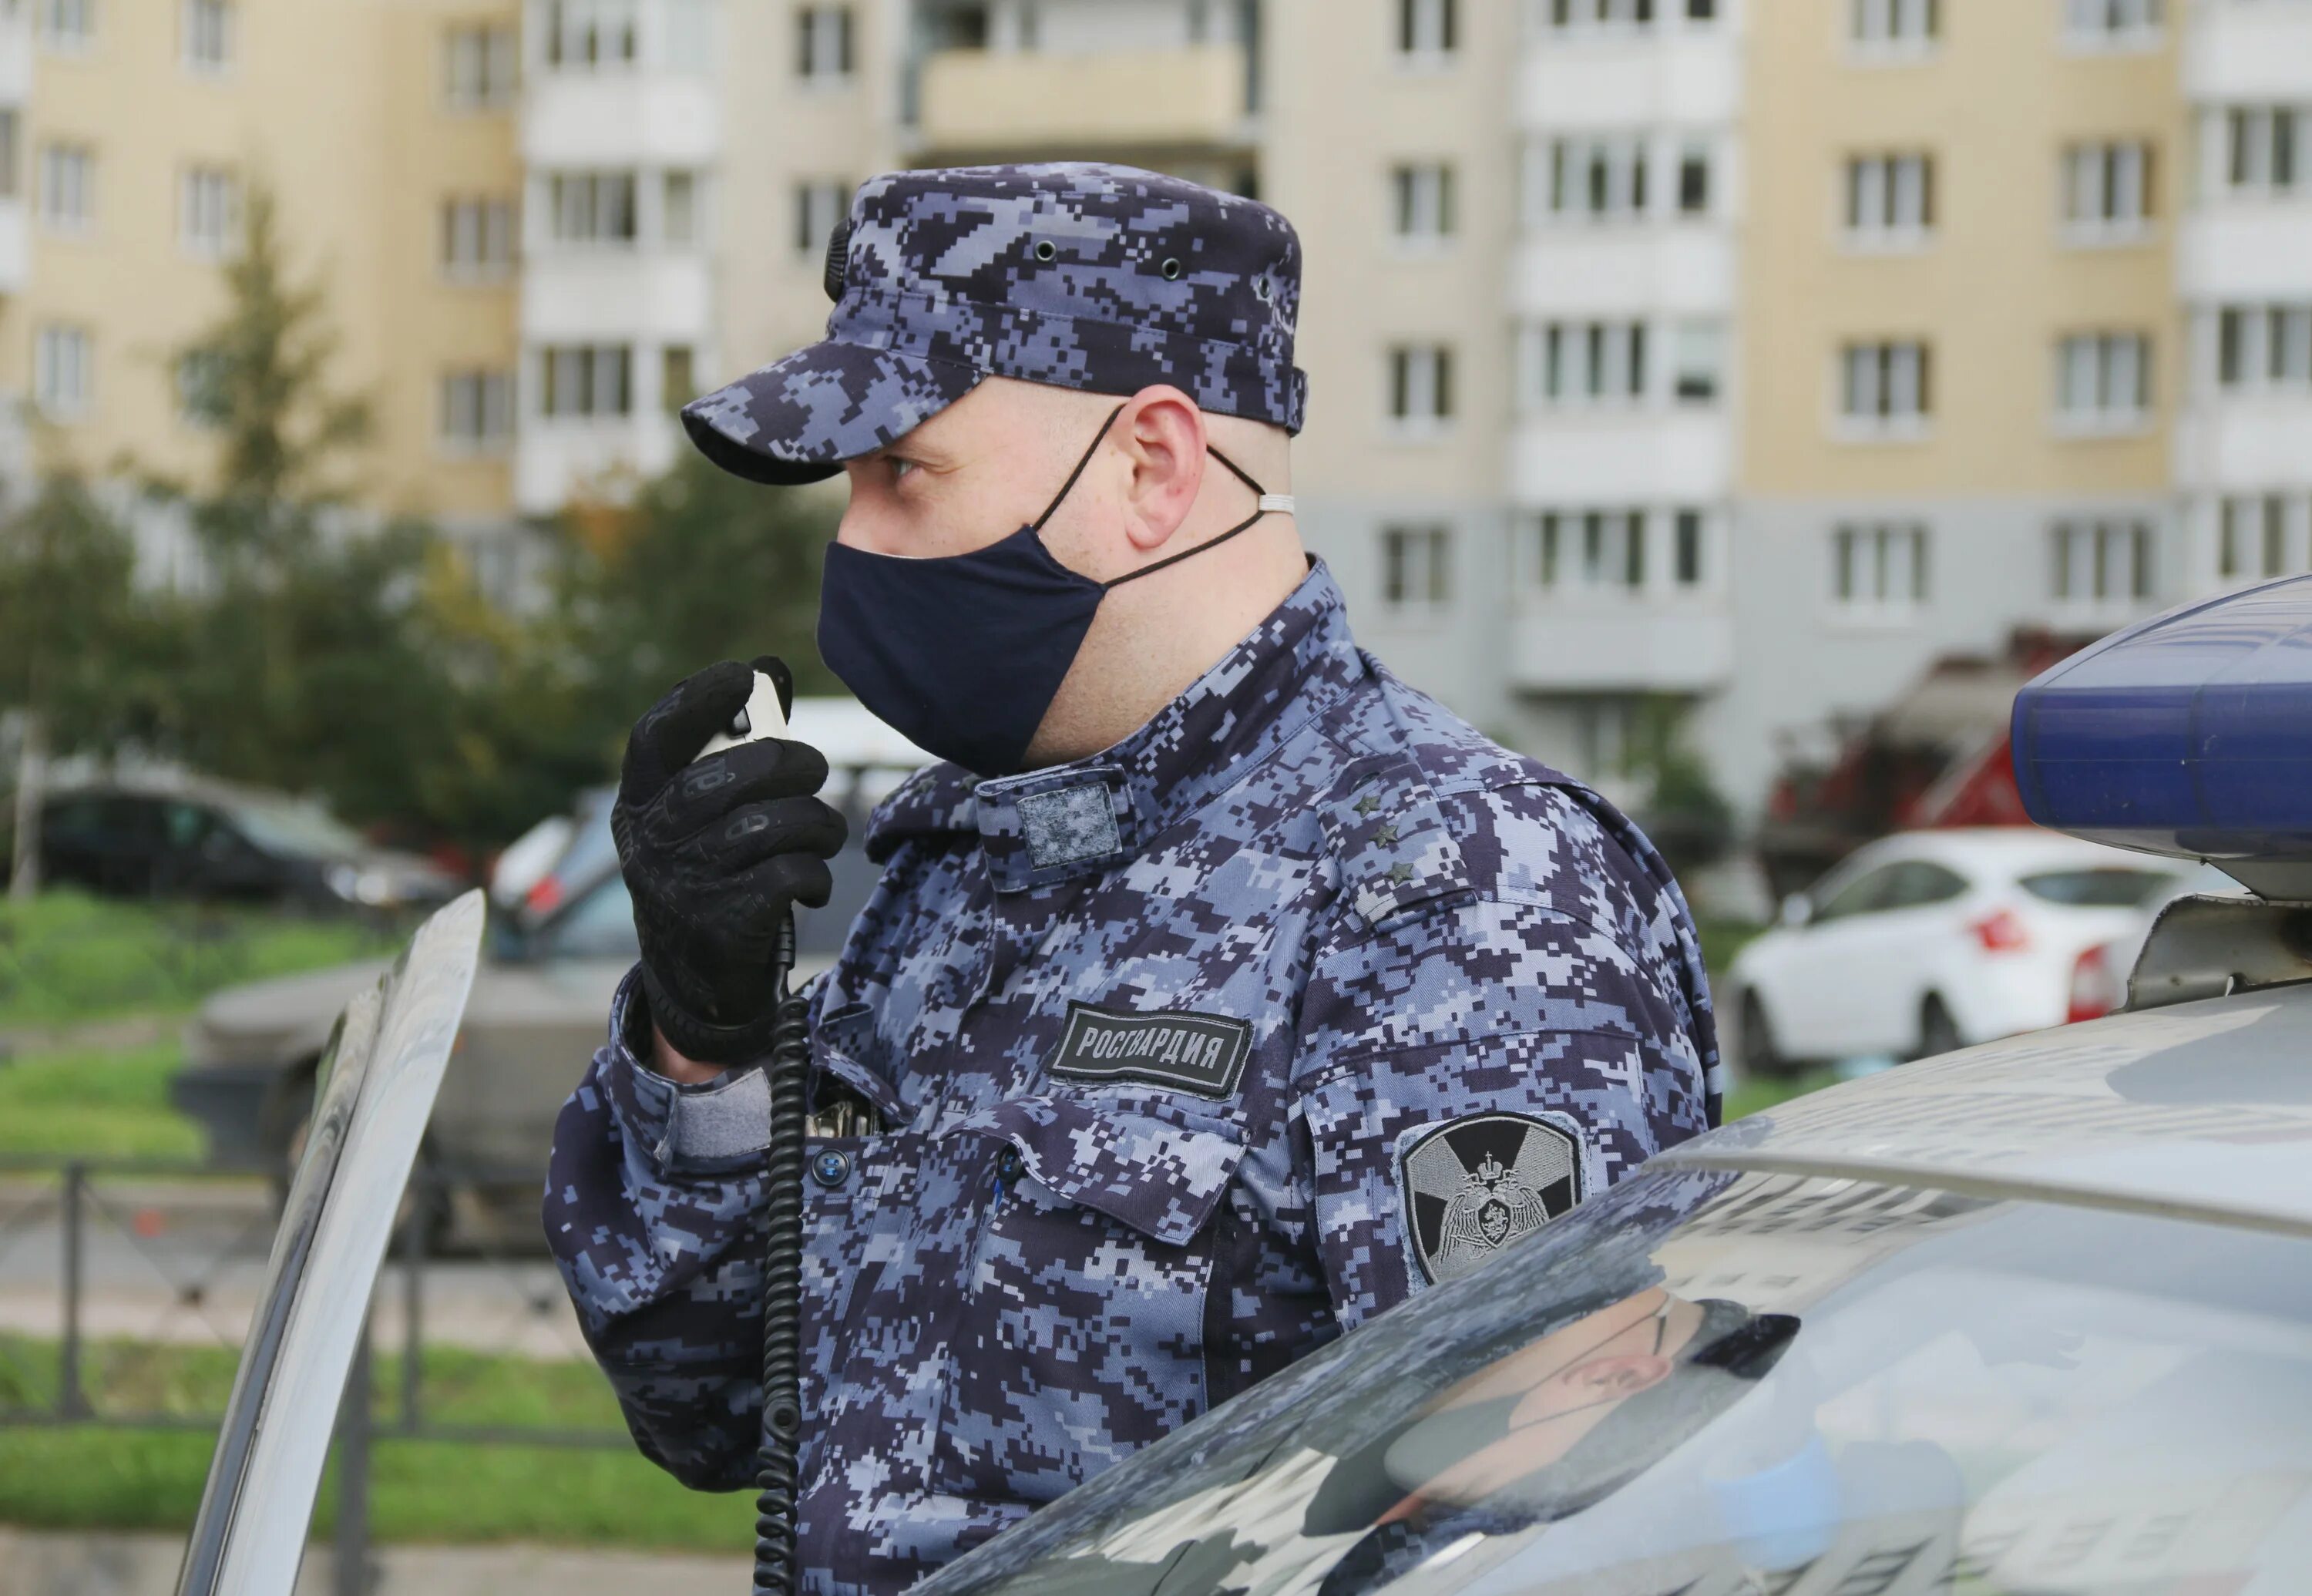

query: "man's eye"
left=889, top=457, right=919, bottom=482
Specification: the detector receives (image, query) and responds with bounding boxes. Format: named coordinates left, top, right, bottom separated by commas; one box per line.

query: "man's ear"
left=1115, top=386, right=1208, bottom=554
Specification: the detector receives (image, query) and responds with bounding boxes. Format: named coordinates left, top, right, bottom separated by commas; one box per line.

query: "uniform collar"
left=866, top=559, right=1364, bottom=892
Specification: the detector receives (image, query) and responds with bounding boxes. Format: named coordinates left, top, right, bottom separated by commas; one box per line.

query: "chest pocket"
left=928, top=1097, right=1245, bottom=1502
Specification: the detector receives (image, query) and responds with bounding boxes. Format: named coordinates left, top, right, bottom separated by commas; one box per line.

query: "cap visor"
left=679, top=339, right=982, bottom=486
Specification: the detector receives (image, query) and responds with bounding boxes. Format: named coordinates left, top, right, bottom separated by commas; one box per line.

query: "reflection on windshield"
left=231, top=800, right=368, bottom=858
left=926, top=1163, right=2312, bottom=1596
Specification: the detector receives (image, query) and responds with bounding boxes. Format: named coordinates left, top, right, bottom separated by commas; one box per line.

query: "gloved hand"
left=612, top=656, right=848, bottom=1065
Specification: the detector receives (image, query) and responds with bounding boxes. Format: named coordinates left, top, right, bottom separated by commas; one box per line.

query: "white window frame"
left=441, top=196, right=516, bottom=280
left=1386, top=344, right=1456, bottom=434
left=2217, top=304, right=2312, bottom=395
left=440, top=368, right=515, bottom=454
left=1836, top=341, right=1932, bottom=438
left=1524, top=320, right=1652, bottom=410
left=1379, top=524, right=1454, bottom=618
left=1843, top=152, right=1933, bottom=249
left=536, top=343, right=633, bottom=421
left=1396, top=0, right=1459, bottom=64
left=545, top=170, right=638, bottom=248
left=39, top=0, right=96, bottom=52
left=2062, top=0, right=2162, bottom=54
left=1829, top=522, right=1931, bottom=620
left=180, top=0, right=231, bottom=74
left=2219, top=495, right=2311, bottom=586
left=1672, top=320, right=1725, bottom=405
left=2050, top=519, right=2154, bottom=612
left=179, top=165, right=241, bottom=260
left=37, top=142, right=94, bottom=234
left=2226, top=106, right=2307, bottom=198
left=793, top=178, right=847, bottom=258
left=2062, top=140, right=2155, bottom=246
left=1847, top=0, right=1937, bottom=58
left=795, top=5, right=855, bottom=82
left=445, top=22, right=518, bottom=108
left=2055, top=331, right=2152, bottom=433
left=1534, top=134, right=1654, bottom=226
left=35, top=323, right=93, bottom=419
left=1391, top=162, right=1456, bottom=247
left=539, top=0, right=638, bottom=73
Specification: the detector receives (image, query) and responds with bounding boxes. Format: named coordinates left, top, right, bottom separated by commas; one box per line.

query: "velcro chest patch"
left=1046, top=1003, right=1255, bottom=1097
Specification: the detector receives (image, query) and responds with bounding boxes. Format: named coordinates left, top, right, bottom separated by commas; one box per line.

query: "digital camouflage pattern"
left=546, top=563, right=1720, bottom=1594
left=680, top=163, right=1307, bottom=486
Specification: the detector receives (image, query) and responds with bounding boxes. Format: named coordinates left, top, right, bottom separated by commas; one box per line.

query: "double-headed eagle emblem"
left=1400, top=1113, right=1584, bottom=1285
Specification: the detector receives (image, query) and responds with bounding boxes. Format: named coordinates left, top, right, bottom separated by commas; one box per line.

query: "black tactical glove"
left=612, top=657, right=848, bottom=1065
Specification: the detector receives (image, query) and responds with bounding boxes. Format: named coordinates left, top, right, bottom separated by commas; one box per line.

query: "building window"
left=1672, top=321, right=1724, bottom=404
left=1677, top=144, right=1712, bottom=216
left=1533, top=509, right=1645, bottom=594
left=441, top=368, right=514, bottom=450
left=539, top=344, right=633, bottom=419
left=662, top=345, right=695, bottom=409
left=2062, top=141, right=2154, bottom=241
left=793, top=179, right=847, bottom=257
left=1531, top=0, right=1685, bottom=32
left=2055, top=332, right=2151, bottom=430
left=1387, top=345, right=1455, bottom=428
left=1534, top=135, right=1652, bottom=224
left=445, top=23, right=517, bottom=107
left=1391, top=163, right=1455, bottom=244
left=176, top=349, right=224, bottom=427
left=2051, top=519, right=2152, bottom=606
left=1845, top=153, right=1934, bottom=242
left=0, top=112, right=19, bottom=199
left=1840, top=341, right=1932, bottom=431
left=441, top=197, right=516, bottom=277
left=2226, top=107, right=2305, bottom=197
left=796, top=5, right=854, bottom=79
left=35, top=324, right=93, bottom=418
left=1850, top=0, right=1937, bottom=49
left=1397, top=0, right=1457, bottom=59
left=547, top=171, right=637, bottom=246
left=180, top=166, right=241, bottom=259
left=2220, top=496, right=2308, bottom=583
left=181, top=0, right=230, bottom=71
left=1831, top=522, right=1931, bottom=612
left=1381, top=525, right=1453, bottom=614
left=39, top=0, right=95, bottom=50
left=1527, top=320, right=1650, bottom=406
left=37, top=143, right=94, bottom=233
left=2064, top=0, right=2160, bottom=49
left=1674, top=509, right=1705, bottom=585
left=541, top=0, right=637, bottom=70
left=2217, top=304, right=2312, bottom=393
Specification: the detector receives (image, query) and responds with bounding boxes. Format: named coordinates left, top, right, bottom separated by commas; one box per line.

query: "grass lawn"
left=0, top=1335, right=752, bottom=1553
left=0, top=1040, right=206, bottom=1162
left=0, top=890, right=398, bottom=1034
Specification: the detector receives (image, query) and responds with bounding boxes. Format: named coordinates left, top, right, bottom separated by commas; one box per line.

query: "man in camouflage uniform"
left=546, top=163, right=1722, bottom=1594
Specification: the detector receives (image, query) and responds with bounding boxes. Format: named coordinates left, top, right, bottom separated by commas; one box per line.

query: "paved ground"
left=0, top=1177, right=592, bottom=1362
left=0, top=1528, right=749, bottom=1595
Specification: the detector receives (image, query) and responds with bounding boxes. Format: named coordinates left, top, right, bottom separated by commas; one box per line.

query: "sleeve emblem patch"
left=1399, top=1112, right=1585, bottom=1287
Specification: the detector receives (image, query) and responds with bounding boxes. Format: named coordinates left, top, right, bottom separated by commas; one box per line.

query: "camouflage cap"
left=680, top=163, right=1307, bottom=486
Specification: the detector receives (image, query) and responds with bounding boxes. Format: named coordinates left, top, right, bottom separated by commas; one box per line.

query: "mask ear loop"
left=1104, top=441, right=1294, bottom=591
left=1030, top=403, right=1130, bottom=534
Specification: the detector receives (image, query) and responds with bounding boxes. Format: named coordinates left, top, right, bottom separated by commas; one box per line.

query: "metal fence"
left=0, top=1155, right=628, bottom=1595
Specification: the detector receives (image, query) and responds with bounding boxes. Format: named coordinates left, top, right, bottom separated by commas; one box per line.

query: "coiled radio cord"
left=751, top=916, right=811, bottom=1596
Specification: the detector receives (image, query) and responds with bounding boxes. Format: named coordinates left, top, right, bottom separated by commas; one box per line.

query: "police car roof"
left=1663, top=982, right=2312, bottom=1237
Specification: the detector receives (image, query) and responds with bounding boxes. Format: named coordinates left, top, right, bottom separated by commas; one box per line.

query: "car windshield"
left=923, top=1161, right=2312, bottom=1596
left=2018, top=867, right=2179, bottom=908
left=227, top=798, right=370, bottom=858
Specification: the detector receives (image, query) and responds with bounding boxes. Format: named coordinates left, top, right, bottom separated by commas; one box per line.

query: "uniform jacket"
left=545, top=561, right=1721, bottom=1594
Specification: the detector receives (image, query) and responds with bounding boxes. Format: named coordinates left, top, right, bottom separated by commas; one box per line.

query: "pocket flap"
left=943, top=1097, right=1245, bottom=1246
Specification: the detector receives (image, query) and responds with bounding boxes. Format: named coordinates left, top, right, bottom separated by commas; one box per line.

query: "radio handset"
left=689, top=670, right=808, bottom=1596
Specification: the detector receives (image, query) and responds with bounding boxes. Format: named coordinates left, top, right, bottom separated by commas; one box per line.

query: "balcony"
left=515, top=412, right=681, bottom=515
left=913, top=45, right=1253, bottom=159
left=519, top=250, right=711, bottom=343
left=1511, top=412, right=1733, bottom=503
left=523, top=71, right=718, bottom=167
left=1516, top=34, right=1739, bottom=129
left=2176, top=398, right=2312, bottom=489
left=2184, top=3, right=2312, bottom=99
left=2179, top=207, right=2312, bottom=304
left=1511, top=606, right=1734, bottom=694
left=1511, top=230, right=1735, bottom=317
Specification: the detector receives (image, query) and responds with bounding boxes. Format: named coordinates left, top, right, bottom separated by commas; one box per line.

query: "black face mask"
left=815, top=404, right=1293, bottom=778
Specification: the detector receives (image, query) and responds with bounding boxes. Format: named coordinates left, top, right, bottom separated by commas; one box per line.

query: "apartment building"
left=1, top=0, right=523, bottom=580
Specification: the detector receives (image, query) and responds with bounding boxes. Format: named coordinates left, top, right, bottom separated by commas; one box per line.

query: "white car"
left=1729, top=827, right=2189, bottom=1072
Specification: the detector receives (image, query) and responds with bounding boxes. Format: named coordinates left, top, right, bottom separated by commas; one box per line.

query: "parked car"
left=171, top=755, right=908, bottom=1245
left=5, top=773, right=459, bottom=911
left=1728, top=827, right=2189, bottom=1074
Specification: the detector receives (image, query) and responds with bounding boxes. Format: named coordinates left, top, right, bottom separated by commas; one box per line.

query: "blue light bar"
left=2012, top=574, right=2312, bottom=897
